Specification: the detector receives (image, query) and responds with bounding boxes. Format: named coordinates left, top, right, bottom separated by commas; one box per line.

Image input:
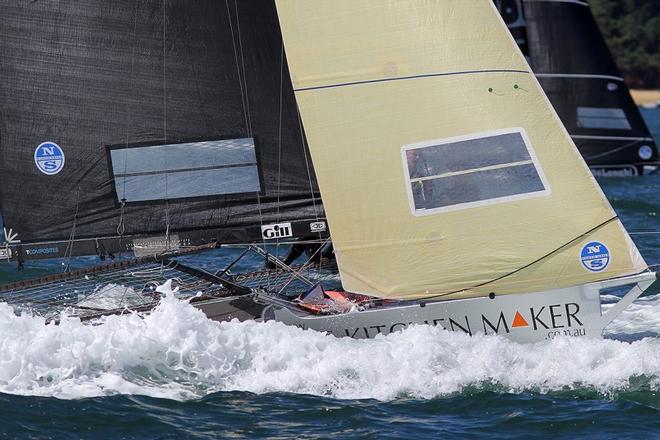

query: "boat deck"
left=0, top=255, right=339, bottom=322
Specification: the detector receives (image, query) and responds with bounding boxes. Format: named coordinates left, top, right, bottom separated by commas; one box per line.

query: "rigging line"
left=117, top=1, right=140, bottom=239
left=535, top=73, right=625, bottom=82
left=224, top=0, right=250, bottom=135
left=278, top=237, right=331, bottom=294
left=523, top=0, right=589, bottom=6
left=343, top=267, right=658, bottom=310
left=214, top=246, right=251, bottom=277
left=63, top=189, right=82, bottom=273
left=296, top=104, right=321, bottom=221
left=121, top=1, right=139, bottom=195
left=274, top=42, right=285, bottom=257
left=276, top=41, right=284, bottom=221
left=161, top=1, right=171, bottom=258
left=220, top=239, right=328, bottom=247
left=571, top=135, right=655, bottom=142
left=157, top=174, right=172, bottom=256
left=233, top=0, right=252, bottom=137
left=255, top=191, right=271, bottom=290
left=162, top=0, right=167, bottom=143
left=418, top=216, right=620, bottom=301
left=581, top=139, right=641, bottom=161
left=116, top=199, right=126, bottom=236
left=230, top=2, right=270, bottom=275
left=247, top=244, right=314, bottom=287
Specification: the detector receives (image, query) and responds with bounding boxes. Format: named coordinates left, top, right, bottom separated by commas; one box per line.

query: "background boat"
left=494, top=0, right=659, bottom=175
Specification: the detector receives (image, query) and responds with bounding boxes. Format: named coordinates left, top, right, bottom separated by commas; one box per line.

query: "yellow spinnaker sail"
left=276, top=0, right=646, bottom=300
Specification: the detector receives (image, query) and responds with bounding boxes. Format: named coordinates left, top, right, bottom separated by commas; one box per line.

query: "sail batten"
left=276, top=0, right=647, bottom=300
left=293, top=69, right=532, bottom=92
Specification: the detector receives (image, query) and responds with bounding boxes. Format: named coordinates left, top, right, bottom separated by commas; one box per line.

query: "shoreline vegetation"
left=591, top=0, right=659, bottom=89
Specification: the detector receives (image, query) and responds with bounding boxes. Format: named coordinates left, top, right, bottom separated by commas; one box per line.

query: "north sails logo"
left=34, top=141, right=65, bottom=175
left=580, top=241, right=610, bottom=272
left=261, top=222, right=293, bottom=239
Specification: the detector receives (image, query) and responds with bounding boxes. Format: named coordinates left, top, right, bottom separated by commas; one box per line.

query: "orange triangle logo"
left=511, top=311, right=529, bottom=328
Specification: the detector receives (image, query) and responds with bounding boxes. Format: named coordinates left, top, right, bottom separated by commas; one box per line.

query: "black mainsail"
left=494, top=0, right=658, bottom=174
left=0, top=0, right=323, bottom=262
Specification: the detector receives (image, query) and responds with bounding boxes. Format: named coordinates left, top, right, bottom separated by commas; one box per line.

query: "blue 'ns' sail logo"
left=34, top=141, right=65, bottom=175
left=580, top=241, right=610, bottom=272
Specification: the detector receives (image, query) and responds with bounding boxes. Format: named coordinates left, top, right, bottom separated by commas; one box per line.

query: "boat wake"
left=0, top=284, right=659, bottom=401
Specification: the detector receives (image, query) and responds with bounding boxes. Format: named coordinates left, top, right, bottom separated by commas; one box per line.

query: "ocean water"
left=0, top=111, right=659, bottom=439
left=641, top=106, right=660, bottom=140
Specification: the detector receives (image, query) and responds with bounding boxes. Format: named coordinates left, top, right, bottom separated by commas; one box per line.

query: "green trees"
left=591, top=0, right=660, bottom=88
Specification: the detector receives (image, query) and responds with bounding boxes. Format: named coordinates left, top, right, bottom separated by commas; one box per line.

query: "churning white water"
left=0, top=282, right=659, bottom=401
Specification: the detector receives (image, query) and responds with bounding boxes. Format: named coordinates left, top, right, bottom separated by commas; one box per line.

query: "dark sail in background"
left=494, top=0, right=659, bottom=175
left=495, top=0, right=530, bottom=58
left=0, top=0, right=323, bottom=261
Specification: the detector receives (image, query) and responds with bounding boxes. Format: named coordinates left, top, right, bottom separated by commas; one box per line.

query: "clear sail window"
left=402, top=128, right=550, bottom=215
left=577, top=107, right=631, bottom=130
left=109, top=138, right=260, bottom=203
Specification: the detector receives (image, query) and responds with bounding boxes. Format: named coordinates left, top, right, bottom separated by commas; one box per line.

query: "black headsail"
left=494, top=0, right=658, bottom=174
left=0, top=0, right=324, bottom=262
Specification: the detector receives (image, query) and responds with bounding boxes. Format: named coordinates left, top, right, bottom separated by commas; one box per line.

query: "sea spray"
left=604, top=292, right=660, bottom=335
left=0, top=284, right=658, bottom=401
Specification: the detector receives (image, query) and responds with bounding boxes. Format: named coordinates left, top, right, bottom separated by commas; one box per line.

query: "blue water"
left=641, top=106, right=660, bottom=140
left=0, top=109, right=658, bottom=439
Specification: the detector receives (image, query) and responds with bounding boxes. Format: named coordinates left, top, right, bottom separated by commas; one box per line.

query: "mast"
left=496, top=0, right=659, bottom=173
left=275, top=0, right=647, bottom=300
left=0, top=0, right=324, bottom=262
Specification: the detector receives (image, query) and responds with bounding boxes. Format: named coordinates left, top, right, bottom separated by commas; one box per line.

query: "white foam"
left=0, top=285, right=659, bottom=401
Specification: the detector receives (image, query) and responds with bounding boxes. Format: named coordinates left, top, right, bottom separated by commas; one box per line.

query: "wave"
left=0, top=285, right=658, bottom=401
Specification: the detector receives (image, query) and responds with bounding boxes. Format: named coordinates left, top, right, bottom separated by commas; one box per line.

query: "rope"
left=296, top=105, right=321, bottom=221
left=164, top=197, right=171, bottom=253
left=278, top=237, right=331, bottom=294
left=414, top=216, right=621, bottom=301
left=247, top=245, right=314, bottom=288
left=276, top=42, right=284, bottom=222
left=582, top=139, right=641, bottom=161
left=116, top=199, right=126, bottom=236
left=162, top=0, right=167, bottom=143
left=62, top=189, right=81, bottom=273
left=233, top=0, right=252, bottom=136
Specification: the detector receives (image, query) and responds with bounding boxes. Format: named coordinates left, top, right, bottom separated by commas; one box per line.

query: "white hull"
left=262, top=272, right=658, bottom=343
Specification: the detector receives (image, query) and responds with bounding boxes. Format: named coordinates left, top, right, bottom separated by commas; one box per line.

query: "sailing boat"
left=261, top=0, right=658, bottom=343
left=0, top=0, right=333, bottom=320
left=1, top=0, right=656, bottom=345
left=494, top=0, right=658, bottom=175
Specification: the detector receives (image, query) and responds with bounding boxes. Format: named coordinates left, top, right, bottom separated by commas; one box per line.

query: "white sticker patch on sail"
left=402, top=128, right=550, bottom=215
left=110, top=138, right=260, bottom=203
